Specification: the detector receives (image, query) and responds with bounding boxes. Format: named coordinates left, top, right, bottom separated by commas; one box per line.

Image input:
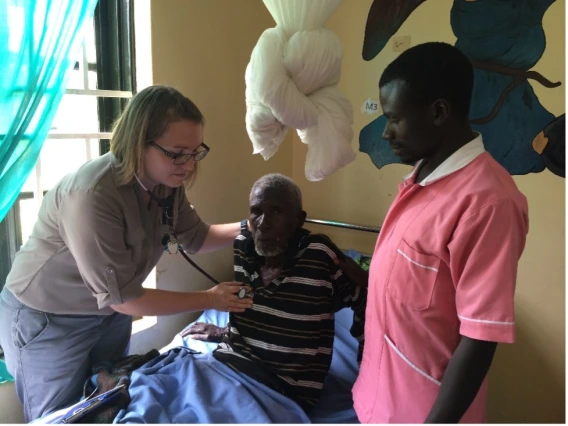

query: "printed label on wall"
left=361, top=98, right=381, bottom=115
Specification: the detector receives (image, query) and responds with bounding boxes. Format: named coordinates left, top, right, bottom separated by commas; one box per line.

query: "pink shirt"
left=352, top=135, right=529, bottom=423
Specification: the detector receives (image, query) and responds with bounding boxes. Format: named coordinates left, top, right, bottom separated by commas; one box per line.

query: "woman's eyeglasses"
left=149, top=141, right=210, bottom=165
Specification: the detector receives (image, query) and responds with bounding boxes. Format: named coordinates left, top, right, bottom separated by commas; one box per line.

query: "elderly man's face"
left=249, top=186, right=304, bottom=257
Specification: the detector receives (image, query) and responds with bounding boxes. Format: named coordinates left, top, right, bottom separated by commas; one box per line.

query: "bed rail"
left=305, top=218, right=380, bottom=234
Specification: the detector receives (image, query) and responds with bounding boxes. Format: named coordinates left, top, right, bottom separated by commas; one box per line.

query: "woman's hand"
left=206, top=282, right=254, bottom=312
left=334, top=256, right=369, bottom=288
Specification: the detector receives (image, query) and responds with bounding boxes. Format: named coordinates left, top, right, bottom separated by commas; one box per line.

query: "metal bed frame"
left=305, top=218, right=380, bottom=234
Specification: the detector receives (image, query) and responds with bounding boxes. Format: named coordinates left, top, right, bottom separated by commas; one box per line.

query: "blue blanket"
left=114, top=348, right=310, bottom=423
left=162, top=308, right=360, bottom=423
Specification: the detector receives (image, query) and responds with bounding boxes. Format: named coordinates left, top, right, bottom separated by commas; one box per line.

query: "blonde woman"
left=0, top=85, right=253, bottom=421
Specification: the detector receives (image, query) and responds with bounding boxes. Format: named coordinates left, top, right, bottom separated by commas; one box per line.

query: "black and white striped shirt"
left=213, top=227, right=366, bottom=411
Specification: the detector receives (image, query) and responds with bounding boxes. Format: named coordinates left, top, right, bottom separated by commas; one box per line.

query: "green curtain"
left=0, top=358, right=14, bottom=383
left=0, top=0, right=99, bottom=222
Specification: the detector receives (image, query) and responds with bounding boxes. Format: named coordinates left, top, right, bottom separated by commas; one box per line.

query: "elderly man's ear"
left=298, top=211, right=307, bottom=228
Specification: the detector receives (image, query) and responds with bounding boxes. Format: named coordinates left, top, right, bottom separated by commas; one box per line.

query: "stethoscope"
left=237, top=287, right=255, bottom=299
left=134, top=175, right=253, bottom=300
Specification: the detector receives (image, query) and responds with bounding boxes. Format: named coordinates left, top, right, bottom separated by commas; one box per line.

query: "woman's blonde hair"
left=110, top=85, right=205, bottom=187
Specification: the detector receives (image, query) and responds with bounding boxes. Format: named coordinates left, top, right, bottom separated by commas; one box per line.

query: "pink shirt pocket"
left=387, top=240, right=441, bottom=312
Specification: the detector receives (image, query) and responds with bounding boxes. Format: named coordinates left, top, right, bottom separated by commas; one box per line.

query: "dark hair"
left=379, top=42, right=474, bottom=116
left=251, top=174, right=302, bottom=213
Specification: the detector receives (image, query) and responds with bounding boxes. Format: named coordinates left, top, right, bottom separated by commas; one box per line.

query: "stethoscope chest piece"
left=238, top=287, right=254, bottom=299
left=166, top=240, right=179, bottom=254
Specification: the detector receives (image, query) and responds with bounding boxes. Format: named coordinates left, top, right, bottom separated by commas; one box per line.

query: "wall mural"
left=359, top=0, right=565, bottom=178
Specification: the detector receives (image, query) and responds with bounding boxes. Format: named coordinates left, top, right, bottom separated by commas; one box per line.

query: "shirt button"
left=106, top=267, right=114, bottom=274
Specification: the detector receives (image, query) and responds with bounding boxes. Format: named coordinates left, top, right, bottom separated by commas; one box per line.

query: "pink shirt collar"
left=404, top=133, right=485, bottom=186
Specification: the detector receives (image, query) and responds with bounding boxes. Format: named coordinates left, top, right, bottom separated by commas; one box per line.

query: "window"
left=0, top=0, right=136, bottom=287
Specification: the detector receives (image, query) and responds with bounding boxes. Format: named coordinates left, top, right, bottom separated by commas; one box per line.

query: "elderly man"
left=185, top=173, right=366, bottom=412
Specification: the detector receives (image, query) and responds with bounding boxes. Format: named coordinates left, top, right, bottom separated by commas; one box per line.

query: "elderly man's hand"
left=181, top=322, right=228, bottom=342
left=334, top=256, right=369, bottom=288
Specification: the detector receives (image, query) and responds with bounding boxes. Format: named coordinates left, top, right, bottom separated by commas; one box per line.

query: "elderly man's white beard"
left=253, top=232, right=286, bottom=257
left=255, top=243, right=285, bottom=257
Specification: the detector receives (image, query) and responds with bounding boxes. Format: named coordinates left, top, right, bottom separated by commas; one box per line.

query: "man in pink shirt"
left=342, top=42, right=529, bottom=423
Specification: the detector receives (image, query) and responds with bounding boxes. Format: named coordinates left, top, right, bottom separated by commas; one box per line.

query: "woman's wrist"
left=202, top=288, right=215, bottom=310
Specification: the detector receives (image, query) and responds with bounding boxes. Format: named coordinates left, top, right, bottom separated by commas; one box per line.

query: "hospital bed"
left=35, top=218, right=378, bottom=424
left=119, top=306, right=363, bottom=423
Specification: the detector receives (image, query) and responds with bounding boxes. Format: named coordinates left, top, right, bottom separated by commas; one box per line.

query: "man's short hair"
left=379, top=42, right=474, bottom=116
left=251, top=174, right=302, bottom=213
